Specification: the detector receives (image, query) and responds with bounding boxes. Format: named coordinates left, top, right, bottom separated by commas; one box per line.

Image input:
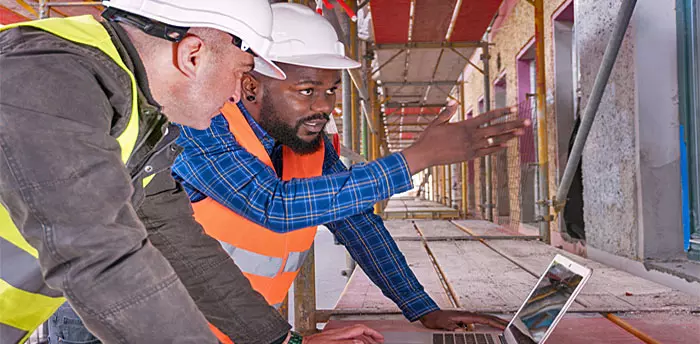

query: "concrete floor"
left=287, top=226, right=350, bottom=327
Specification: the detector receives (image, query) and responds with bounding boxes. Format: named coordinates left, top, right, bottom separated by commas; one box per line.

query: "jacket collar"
left=237, top=102, right=277, bottom=156
left=102, top=21, right=161, bottom=116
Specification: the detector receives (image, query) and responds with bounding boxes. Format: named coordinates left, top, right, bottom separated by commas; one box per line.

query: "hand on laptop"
left=402, top=100, right=530, bottom=175
left=303, top=324, right=385, bottom=343
left=419, top=310, right=509, bottom=331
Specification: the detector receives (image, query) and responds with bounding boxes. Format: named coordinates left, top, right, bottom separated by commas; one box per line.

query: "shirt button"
left=144, top=165, right=154, bottom=173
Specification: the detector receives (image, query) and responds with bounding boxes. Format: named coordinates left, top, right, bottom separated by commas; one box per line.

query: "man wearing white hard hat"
left=0, top=1, right=381, bottom=343
left=174, top=4, right=529, bottom=343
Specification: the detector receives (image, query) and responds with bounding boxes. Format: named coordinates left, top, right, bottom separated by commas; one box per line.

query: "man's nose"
left=311, top=94, right=334, bottom=114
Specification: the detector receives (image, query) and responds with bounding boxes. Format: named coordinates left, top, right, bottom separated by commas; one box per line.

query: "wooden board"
left=384, top=210, right=460, bottom=220
left=382, top=220, right=420, bottom=240
left=384, top=200, right=407, bottom=212
left=403, top=207, right=459, bottom=213
left=384, top=199, right=460, bottom=220
left=427, top=240, right=543, bottom=312
left=486, top=240, right=700, bottom=312
left=545, top=314, right=646, bottom=344
left=451, top=220, right=522, bottom=237
left=333, top=241, right=453, bottom=313
left=616, top=312, right=700, bottom=344
left=413, top=220, right=472, bottom=239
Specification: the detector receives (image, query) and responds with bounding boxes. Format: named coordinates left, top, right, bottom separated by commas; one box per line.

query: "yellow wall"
left=460, top=0, right=569, bottom=229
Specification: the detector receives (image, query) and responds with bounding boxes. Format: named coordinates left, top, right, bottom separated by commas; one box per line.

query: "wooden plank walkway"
left=383, top=198, right=460, bottom=220
left=334, top=240, right=454, bottom=313
left=326, top=218, right=700, bottom=343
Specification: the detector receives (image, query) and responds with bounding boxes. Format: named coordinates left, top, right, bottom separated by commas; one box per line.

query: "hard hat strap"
left=229, top=34, right=257, bottom=57
left=101, top=7, right=189, bottom=42
left=102, top=7, right=257, bottom=57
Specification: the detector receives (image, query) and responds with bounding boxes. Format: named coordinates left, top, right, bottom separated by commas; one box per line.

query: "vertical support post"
left=373, top=84, right=381, bottom=161
left=362, top=116, right=369, bottom=158
left=534, top=0, right=551, bottom=244
left=482, top=44, right=494, bottom=222
left=349, top=0, right=360, bottom=153
left=375, top=99, right=384, bottom=161
left=362, top=42, right=371, bottom=160
left=38, top=0, right=48, bottom=19
left=342, top=82, right=353, bottom=168
left=344, top=0, right=359, bottom=276
left=439, top=166, right=445, bottom=205
left=460, top=81, right=469, bottom=217
left=440, top=165, right=445, bottom=205
left=427, top=170, right=433, bottom=202
left=340, top=3, right=353, bottom=167
left=279, top=295, right=289, bottom=321
left=425, top=170, right=430, bottom=201
left=432, top=166, right=438, bottom=202
left=294, top=246, right=317, bottom=335
left=446, top=165, right=452, bottom=207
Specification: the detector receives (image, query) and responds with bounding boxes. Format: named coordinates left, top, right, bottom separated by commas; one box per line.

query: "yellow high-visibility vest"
left=0, top=15, right=142, bottom=343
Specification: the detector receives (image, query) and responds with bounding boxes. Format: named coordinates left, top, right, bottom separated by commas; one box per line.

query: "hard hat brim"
left=254, top=54, right=361, bottom=78
left=255, top=55, right=287, bottom=80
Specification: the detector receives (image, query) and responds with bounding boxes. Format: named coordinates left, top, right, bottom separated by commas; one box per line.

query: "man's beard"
left=259, top=100, right=328, bottom=155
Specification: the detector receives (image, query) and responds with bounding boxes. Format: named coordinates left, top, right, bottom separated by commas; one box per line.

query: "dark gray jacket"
left=0, top=21, right=289, bottom=344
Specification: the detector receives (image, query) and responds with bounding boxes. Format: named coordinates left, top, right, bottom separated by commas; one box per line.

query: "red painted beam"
left=0, top=5, right=29, bottom=24
left=450, top=0, right=502, bottom=42
left=412, top=0, right=457, bottom=42
left=370, top=0, right=411, bottom=44
left=385, top=106, right=442, bottom=115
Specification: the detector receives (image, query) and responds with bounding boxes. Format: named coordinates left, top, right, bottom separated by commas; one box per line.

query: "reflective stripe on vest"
left=193, top=102, right=325, bottom=344
left=218, top=241, right=312, bottom=277
left=0, top=16, right=141, bottom=344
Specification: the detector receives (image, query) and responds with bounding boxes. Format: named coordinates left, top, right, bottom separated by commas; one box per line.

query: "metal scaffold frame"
left=9, top=0, right=645, bottom=339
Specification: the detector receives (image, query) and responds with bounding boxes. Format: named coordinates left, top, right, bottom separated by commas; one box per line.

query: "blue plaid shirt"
left=172, top=102, right=439, bottom=321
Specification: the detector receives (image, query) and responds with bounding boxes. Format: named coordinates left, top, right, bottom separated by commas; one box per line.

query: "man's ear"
left=174, top=35, right=205, bottom=79
left=241, top=73, right=261, bottom=100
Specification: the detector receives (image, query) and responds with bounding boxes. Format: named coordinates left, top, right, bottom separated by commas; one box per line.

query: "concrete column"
left=577, top=0, right=681, bottom=259
left=632, top=0, right=682, bottom=259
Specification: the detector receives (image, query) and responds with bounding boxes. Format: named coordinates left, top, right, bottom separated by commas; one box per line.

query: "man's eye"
left=300, top=89, right=313, bottom=96
left=326, top=88, right=337, bottom=95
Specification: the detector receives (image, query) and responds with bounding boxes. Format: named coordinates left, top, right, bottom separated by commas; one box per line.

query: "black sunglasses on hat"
left=102, top=7, right=256, bottom=57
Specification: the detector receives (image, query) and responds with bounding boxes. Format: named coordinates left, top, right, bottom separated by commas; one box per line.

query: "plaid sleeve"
left=326, top=210, right=440, bottom=321
left=171, top=116, right=414, bottom=233
left=323, top=141, right=439, bottom=321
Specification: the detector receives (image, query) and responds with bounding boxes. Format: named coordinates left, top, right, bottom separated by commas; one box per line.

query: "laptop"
left=383, top=254, right=592, bottom=344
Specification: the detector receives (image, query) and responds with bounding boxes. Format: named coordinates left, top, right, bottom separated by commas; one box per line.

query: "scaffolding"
left=5, top=0, right=662, bottom=341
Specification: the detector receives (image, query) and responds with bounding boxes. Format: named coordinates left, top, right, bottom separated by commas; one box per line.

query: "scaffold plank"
left=333, top=241, right=453, bottom=312
left=487, top=240, right=700, bottom=312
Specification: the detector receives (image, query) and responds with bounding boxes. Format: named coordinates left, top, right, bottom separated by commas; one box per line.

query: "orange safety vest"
left=192, top=102, right=325, bottom=343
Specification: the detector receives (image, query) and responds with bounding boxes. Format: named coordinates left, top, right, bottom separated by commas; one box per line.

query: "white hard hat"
left=254, top=3, right=361, bottom=78
left=102, top=0, right=286, bottom=79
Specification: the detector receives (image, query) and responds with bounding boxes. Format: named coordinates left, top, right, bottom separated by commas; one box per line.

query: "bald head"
left=119, top=23, right=255, bottom=129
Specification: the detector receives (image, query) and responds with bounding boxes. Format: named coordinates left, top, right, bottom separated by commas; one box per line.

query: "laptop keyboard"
left=432, top=332, right=497, bottom=344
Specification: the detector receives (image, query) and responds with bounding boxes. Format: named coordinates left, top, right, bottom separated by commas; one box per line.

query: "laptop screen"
left=502, top=259, right=585, bottom=343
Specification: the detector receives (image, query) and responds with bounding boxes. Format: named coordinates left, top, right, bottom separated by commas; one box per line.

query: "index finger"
left=458, top=316, right=508, bottom=331
left=468, top=106, right=518, bottom=127
left=334, top=324, right=385, bottom=341
left=359, top=326, right=384, bottom=342
left=427, top=101, right=459, bottom=129
left=477, top=118, right=530, bottom=138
